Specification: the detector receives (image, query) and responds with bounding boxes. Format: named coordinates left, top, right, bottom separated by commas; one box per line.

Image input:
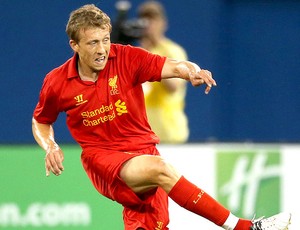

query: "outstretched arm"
left=161, top=58, right=217, bottom=94
left=32, top=118, right=64, bottom=176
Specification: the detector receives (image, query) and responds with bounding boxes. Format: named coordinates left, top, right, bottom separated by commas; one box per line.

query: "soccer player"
left=32, top=4, right=291, bottom=230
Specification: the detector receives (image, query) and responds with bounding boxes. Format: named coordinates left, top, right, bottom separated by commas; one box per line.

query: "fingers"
left=191, top=69, right=217, bottom=94
left=45, top=160, right=51, bottom=177
left=201, top=70, right=216, bottom=88
left=205, top=85, right=212, bottom=95
left=45, top=151, right=64, bottom=176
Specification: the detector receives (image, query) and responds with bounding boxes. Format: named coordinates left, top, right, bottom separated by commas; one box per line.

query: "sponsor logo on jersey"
left=115, top=99, right=128, bottom=115
left=81, top=99, right=128, bottom=126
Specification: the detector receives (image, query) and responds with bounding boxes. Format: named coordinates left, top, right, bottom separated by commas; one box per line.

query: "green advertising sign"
left=216, top=147, right=281, bottom=218
left=0, top=145, right=124, bottom=229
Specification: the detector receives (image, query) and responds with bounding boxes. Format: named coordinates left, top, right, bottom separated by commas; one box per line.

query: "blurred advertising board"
left=0, top=145, right=123, bottom=229
left=160, top=144, right=299, bottom=230
left=0, top=144, right=299, bottom=229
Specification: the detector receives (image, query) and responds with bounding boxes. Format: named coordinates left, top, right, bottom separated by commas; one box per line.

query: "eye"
left=88, top=40, right=98, bottom=45
left=103, top=37, right=110, bottom=44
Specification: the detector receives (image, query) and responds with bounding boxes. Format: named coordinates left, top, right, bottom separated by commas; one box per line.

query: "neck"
left=77, top=62, right=98, bottom=82
left=140, top=35, right=165, bottom=50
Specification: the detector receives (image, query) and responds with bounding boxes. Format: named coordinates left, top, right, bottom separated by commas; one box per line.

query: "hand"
left=176, top=61, right=217, bottom=94
left=44, top=144, right=64, bottom=176
left=190, top=69, right=217, bottom=94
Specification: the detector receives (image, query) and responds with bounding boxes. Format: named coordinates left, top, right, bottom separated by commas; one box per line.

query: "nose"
left=96, top=42, right=105, bottom=54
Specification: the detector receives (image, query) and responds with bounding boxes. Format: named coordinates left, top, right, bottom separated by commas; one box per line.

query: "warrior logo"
left=74, top=94, right=88, bottom=106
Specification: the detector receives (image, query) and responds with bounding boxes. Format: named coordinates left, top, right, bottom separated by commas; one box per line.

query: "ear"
left=69, top=40, right=79, bottom=52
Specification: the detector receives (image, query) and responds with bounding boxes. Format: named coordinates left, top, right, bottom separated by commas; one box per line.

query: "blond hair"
left=66, top=4, right=112, bottom=42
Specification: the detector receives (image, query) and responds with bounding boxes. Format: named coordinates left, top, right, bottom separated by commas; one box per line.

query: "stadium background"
left=0, top=0, right=299, bottom=229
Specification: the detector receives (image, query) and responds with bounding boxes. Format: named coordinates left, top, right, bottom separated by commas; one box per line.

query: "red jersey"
left=33, top=44, right=166, bottom=151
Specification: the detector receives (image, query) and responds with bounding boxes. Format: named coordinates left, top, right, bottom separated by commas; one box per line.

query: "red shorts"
left=81, top=146, right=169, bottom=230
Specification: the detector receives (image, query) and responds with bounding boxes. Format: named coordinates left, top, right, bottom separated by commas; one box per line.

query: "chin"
left=93, top=65, right=105, bottom=72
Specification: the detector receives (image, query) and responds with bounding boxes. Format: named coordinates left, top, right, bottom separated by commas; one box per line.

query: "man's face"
left=142, top=16, right=166, bottom=38
left=70, top=26, right=111, bottom=72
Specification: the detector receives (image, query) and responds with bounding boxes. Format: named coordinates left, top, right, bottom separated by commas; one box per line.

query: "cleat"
left=250, top=212, right=291, bottom=230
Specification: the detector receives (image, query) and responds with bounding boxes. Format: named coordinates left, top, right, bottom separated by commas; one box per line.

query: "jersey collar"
left=67, top=53, right=80, bottom=79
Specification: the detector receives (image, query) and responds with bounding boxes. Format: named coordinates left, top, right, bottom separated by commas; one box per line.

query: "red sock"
left=168, top=176, right=230, bottom=226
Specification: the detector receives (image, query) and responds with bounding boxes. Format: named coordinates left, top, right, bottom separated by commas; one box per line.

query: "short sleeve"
left=123, top=45, right=167, bottom=85
left=33, top=76, right=60, bottom=124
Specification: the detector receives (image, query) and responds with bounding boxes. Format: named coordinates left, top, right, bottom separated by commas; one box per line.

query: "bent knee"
left=154, top=157, right=181, bottom=186
left=135, top=156, right=180, bottom=185
left=120, top=155, right=181, bottom=193
left=148, top=156, right=181, bottom=193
